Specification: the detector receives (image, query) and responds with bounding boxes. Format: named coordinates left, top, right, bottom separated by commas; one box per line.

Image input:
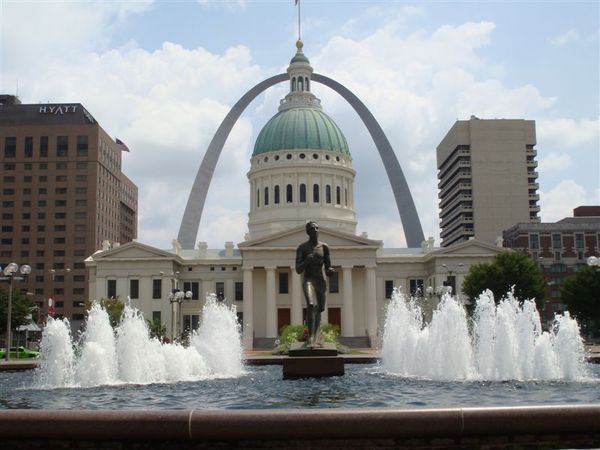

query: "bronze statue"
left=295, top=221, right=334, bottom=346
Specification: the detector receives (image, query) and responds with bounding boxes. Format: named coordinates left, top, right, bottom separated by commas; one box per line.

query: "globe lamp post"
left=2, top=263, right=32, bottom=361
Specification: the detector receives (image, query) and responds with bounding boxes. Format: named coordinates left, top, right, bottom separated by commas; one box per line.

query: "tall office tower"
left=436, top=117, right=540, bottom=247
left=0, top=95, right=138, bottom=327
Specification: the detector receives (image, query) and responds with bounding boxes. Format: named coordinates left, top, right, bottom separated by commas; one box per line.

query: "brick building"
left=503, top=206, right=600, bottom=325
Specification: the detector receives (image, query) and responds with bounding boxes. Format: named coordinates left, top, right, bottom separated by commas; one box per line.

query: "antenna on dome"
left=295, top=0, right=301, bottom=41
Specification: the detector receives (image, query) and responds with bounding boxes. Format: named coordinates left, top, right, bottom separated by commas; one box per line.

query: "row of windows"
left=3, top=186, right=87, bottom=196
left=1, top=211, right=87, bottom=221
left=3, top=135, right=88, bottom=158
left=3, top=162, right=88, bottom=171
left=256, top=184, right=347, bottom=207
left=0, top=248, right=87, bottom=258
left=258, top=152, right=343, bottom=164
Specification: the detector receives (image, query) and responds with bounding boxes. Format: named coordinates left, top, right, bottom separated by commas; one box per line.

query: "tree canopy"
left=561, top=266, right=600, bottom=336
left=462, top=251, right=546, bottom=308
left=85, top=297, right=125, bottom=328
left=0, top=288, right=35, bottom=333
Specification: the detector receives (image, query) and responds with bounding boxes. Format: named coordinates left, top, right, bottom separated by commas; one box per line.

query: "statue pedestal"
left=283, top=343, right=344, bottom=379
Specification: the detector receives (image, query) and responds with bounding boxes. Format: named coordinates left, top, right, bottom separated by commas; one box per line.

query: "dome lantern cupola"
left=246, top=43, right=357, bottom=239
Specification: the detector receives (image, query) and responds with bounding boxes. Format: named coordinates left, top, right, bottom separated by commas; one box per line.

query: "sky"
left=1, top=0, right=598, bottom=250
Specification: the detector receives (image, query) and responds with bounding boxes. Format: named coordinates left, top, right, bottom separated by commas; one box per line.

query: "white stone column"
left=242, top=266, right=254, bottom=350
left=265, top=266, right=277, bottom=338
left=291, top=269, right=302, bottom=325
left=365, top=265, right=377, bottom=344
left=342, top=266, right=354, bottom=337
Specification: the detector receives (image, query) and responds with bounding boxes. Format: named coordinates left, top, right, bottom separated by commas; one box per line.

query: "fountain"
left=1, top=289, right=598, bottom=448
left=381, top=289, right=589, bottom=381
left=34, top=294, right=243, bottom=388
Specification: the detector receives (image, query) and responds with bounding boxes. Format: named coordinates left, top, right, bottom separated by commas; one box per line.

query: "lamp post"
left=2, top=262, right=32, bottom=361
left=48, top=267, right=71, bottom=321
left=587, top=256, right=599, bottom=271
left=166, top=271, right=192, bottom=341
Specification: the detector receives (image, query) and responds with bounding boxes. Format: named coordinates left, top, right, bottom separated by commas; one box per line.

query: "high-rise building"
left=0, top=95, right=138, bottom=327
left=437, top=117, right=540, bottom=247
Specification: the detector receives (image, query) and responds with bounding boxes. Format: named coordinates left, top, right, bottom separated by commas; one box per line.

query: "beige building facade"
left=437, top=117, right=540, bottom=247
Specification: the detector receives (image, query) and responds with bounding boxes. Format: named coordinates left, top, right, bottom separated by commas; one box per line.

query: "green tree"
left=147, top=318, right=167, bottom=340
left=462, top=251, right=546, bottom=308
left=0, top=288, right=35, bottom=334
left=560, top=266, right=600, bottom=336
left=86, top=297, right=125, bottom=328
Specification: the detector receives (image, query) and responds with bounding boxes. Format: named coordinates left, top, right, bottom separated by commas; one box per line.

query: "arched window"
left=336, top=186, right=341, bottom=205
left=274, top=185, right=280, bottom=204
left=300, top=183, right=306, bottom=203
left=291, top=78, right=296, bottom=92
left=313, top=184, right=319, bottom=203
left=306, top=78, right=310, bottom=91
left=345, top=188, right=348, bottom=206
left=286, top=184, right=293, bottom=203
left=264, top=187, right=269, bottom=206
left=326, top=185, right=332, bottom=203
left=257, top=189, right=260, bottom=208
left=298, top=77, right=304, bottom=91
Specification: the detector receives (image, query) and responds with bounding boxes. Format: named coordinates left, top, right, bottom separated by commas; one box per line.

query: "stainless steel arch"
left=177, top=73, right=425, bottom=248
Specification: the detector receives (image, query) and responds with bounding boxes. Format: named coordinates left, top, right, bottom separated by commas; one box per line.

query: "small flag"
left=115, top=138, right=130, bottom=152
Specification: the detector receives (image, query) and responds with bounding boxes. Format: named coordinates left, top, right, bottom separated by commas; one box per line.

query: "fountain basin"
left=0, top=405, right=599, bottom=449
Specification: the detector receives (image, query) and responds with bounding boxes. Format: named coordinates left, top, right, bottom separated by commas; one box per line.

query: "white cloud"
left=538, top=152, right=573, bottom=172
left=540, top=180, right=599, bottom=222
left=550, top=29, right=581, bottom=46
left=537, top=118, right=600, bottom=149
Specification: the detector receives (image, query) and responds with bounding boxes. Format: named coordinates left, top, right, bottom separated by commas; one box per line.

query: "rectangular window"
left=130, top=279, right=139, bottom=299
left=152, top=279, right=162, bottom=299
left=40, top=136, right=48, bottom=157
left=329, top=270, right=339, bottom=293
left=4, top=137, right=16, bottom=158
left=235, top=282, right=243, bottom=301
left=75, top=199, right=87, bottom=207
left=385, top=280, right=394, bottom=299
left=76, top=135, right=88, bottom=157
left=24, top=137, right=33, bottom=157
left=183, top=281, right=199, bottom=300
left=56, top=162, right=68, bottom=170
left=55, top=187, right=67, bottom=195
left=56, top=175, right=67, bottom=182
left=55, top=200, right=67, bottom=207
left=552, top=233, right=562, bottom=249
left=4, top=163, right=15, bottom=170
left=529, top=233, right=540, bottom=251
left=73, top=288, right=85, bottom=295
left=216, top=282, right=225, bottom=300
left=107, top=279, right=117, bottom=298
left=279, top=272, right=289, bottom=294
left=152, top=311, right=161, bottom=322
left=409, top=279, right=424, bottom=296
left=56, top=136, right=68, bottom=157
left=73, top=275, right=85, bottom=282
left=575, top=233, right=584, bottom=250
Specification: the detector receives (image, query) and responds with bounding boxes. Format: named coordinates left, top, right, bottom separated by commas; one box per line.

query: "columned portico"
left=365, top=265, right=377, bottom=344
left=265, top=266, right=277, bottom=337
left=242, top=266, right=254, bottom=349
left=341, top=266, right=354, bottom=337
left=291, top=269, right=302, bottom=325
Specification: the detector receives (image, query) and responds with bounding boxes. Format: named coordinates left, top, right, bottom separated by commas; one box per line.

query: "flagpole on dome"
left=295, top=0, right=301, bottom=41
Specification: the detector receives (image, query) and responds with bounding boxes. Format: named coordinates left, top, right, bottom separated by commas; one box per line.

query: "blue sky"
left=1, top=0, right=598, bottom=249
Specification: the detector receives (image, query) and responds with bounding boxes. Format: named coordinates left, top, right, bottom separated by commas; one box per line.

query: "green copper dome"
left=253, top=108, right=350, bottom=156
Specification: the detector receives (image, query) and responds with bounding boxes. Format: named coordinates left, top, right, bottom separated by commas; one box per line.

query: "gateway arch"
left=177, top=73, right=425, bottom=249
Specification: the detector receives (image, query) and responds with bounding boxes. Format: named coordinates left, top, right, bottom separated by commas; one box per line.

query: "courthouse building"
left=87, top=43, right=505, bottom=348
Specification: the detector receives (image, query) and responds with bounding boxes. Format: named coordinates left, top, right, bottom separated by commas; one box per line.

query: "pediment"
left=92, top=241, right=176, bottom=260
left=433, top=239, right=508, bottom=256
left=239, top=225, right=381, bottom=249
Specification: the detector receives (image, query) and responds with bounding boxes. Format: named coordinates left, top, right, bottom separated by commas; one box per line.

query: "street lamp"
left=2, top=262, right=31, bottom=361
left=587, top=256, right=599, bottom=271
left=165, top=271, right=192, bottom=340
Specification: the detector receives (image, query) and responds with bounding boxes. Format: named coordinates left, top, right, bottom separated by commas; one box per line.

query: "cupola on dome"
left=253, top=108, right=350, bottom=156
